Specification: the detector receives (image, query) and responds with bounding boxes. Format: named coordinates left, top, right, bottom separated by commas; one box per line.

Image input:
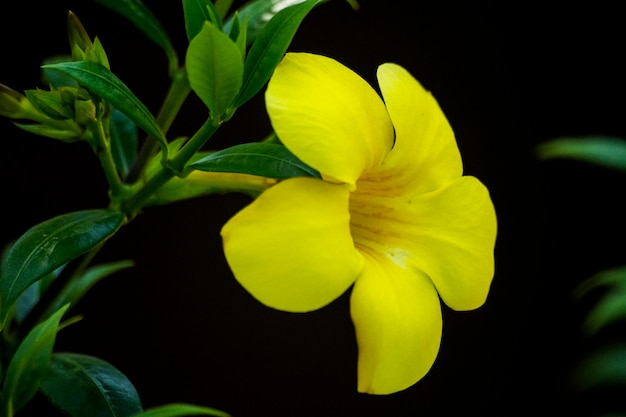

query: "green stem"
left=122, top=118, right=220, bottom=217
left=125, top=68, right=191, bottom=183
left=90, top=118, right=129, bottom=202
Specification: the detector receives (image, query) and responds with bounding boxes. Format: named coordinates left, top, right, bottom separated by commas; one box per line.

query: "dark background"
left=2, top=1, right=626, bottom=416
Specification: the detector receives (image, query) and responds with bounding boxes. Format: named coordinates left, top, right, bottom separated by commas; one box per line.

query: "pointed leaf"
left=232, top=0, right=320, bottom=108
left=183, top=0, right=222, bottom=41
left=41, top=61, right=168, bottom=153
left=224, top=0, right=318, bottom=45
left=50, top=260, right=134, bottom=314
left=1, top=305, right=70, bottom=416
left=40, top=353, right=142, bottom=417
left=190, top=142, right=320, bottom=179
left=0, top=210, right=124, bottom=329
left=537, top=135, right=626, bottom=172
left=186, top=22, right=243, bottom=121
left=131, top=403, right=230, bottom=417
left=95, top=0, right=179, bottom=75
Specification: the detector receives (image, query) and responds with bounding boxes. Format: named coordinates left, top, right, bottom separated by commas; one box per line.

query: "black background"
left=2, top=1, right=626, bottom=416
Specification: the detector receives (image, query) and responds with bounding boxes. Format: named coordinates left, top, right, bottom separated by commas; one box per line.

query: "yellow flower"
left=221, top=53, right=497, bottom=394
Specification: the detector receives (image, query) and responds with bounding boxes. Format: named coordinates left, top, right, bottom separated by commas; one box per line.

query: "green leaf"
left=224, top=0, right=318, bottom=45
left=40, top=353, right=142, bottom=417
left=0, top=210, right=124, bottom=329
left=183, top=0, right=219, bottom=41
left=572, top=344, right=626, bottom=391
left=42, top=61, right=168, bottom=153
left=95, top=0, right=179, bottom=76
left=574, top=266, right=626, bottom=336
left=14, top=267, right=62, bottom=324
left=131, top=403, right=230, bottom=417
left=190, top=142, right=320, bottom=179
left=232, top=0, right=320, bottom=108
left=49, top=260, right=134, bottom=315
left=110, top=108, right=138, bottom=178
left=186, top=22, right=243, bottom=121
left=536, top=135, right=626, bottom=172
left=1, top=305, right=69, bottom=416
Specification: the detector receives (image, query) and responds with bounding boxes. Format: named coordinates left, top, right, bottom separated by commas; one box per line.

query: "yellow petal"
left=221, top=177, right=363, bottom=312
left=351, top=175, right=496, bottom=311
left=265, top=53, right=394, bottom=188
left=350, top=252, right=442, bottom=394
left=375, top=63, right=463, bottom=194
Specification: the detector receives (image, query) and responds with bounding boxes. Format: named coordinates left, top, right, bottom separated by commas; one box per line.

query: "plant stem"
left=122, top=118, right=220, bottom=217
left=125, top=68, right=191, bottom=183
left=90, top=118, right=129, bottom=202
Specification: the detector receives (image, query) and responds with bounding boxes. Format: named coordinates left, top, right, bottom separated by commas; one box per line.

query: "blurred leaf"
left=214, top=0, right=235, bottom=20
left=95, top=0, right=179, bottom=76
left=130, top=403, right=230, bottom=417
left=40, top=353, right=142, bottom=417
left=110, top=108, right=138, bottom=177
left=536, top=136, right=626, bottom=172
left=50, top=260, right=134, bottom=314
left=42, top=61, right=168, bottom=153
left=0, top=210, right=124, bottom=329
left=231, top=0, right=320, bottom=108
left=190, top=142, right=320, bottom=179
left=0, top=305, right=70, bottom=416
left=572, top=344, right=626, bottom=391
left=186, top=22, right=243, bottom=122
left=575, top=266, right=626, bottom=336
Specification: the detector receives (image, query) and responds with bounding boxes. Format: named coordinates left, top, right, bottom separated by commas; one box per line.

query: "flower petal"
left=350, top=252, right=442, bottom=394
left=376, top=63, right=463, bottom=193
left=351, top=175, right=496, bottom=311
left=265, top=53, right=394, bottom=188
left=221, top=177, right=363, bottom=312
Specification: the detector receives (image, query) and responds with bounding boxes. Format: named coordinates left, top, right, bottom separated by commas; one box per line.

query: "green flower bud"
left=74, top=98, right=97, bottom=125
left=24, top=88, right=74, bottom=120
left=67, top=11, right=110, bottom=69
left=0, top=83, right=28, bottom=118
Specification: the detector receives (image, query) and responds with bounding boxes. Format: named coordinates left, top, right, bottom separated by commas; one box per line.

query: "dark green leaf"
left=110, top=108, right=138, bottom=177
left=224, top=0, right=319, bottom=45
left=14, top=267, right=62, bottom=324
left=190, top=142, right=320, bottom=179
left=232, top=0, right=319, bottom=108
left=95, top=0, right=179, bottom=75
left=536, top=136, right=626, bottom=172
left=572, top=344, right=626, bottom=391
left=40, top=353, right=142, bottom=417
left=50, top=260, right=134, bottom=314
left=0, top=210, right=124, bottom=329
left=42, top=61, right=168, bottom=153
left=186, top=22, right=243, bottom=121
left=1, top=305, right=69, bottom=415
left=130, top=403, right=230, bottom=417
left=182, top=0, right=222, bottom=41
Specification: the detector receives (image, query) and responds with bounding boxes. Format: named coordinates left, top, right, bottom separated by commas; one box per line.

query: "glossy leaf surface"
left=40, top=353, right=142, bottom=417
left=0, top=210, right=124, bottom=328
left=190, top=142, right=320, bottom=179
